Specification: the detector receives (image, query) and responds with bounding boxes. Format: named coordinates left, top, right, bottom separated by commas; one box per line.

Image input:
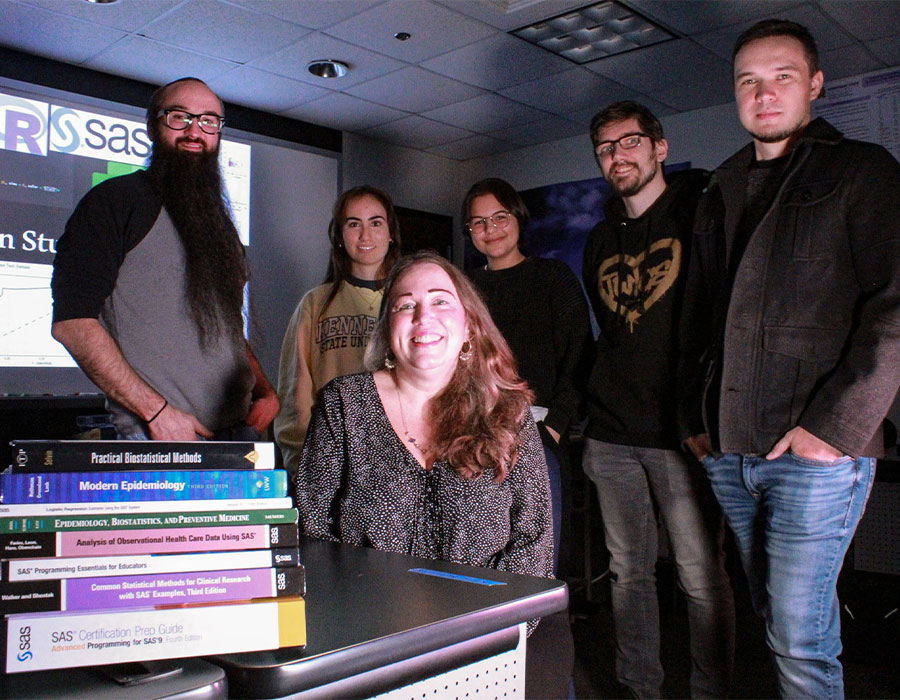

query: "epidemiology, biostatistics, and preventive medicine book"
left=4, top=596, right=306, bottom=672
left=0, top=507, right=298, bottom=534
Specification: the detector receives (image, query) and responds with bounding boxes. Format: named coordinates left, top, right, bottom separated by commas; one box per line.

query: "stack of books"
left=0, top=440, right=305, bottom=674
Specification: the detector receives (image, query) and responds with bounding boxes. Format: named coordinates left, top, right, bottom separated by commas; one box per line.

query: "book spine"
left=10, top=440, right=275, bottom=471
left=0, top=566, right=305, bottom=614
left=3, top=547, right=301, bottom=581
left=0, top=524, right=298, bottom=558
left=5, top=597, right=306, bottom=672
left=0, top=508, right=298, bottom=534
left=0, top=470, right=287, bottom=504
left=0, top=497, right=294, bottom=517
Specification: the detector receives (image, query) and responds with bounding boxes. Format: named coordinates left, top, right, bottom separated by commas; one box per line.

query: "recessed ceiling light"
left=307, top=60, right=349, bottom=79
left=394, top=32, right=411, bottom=41
left=82, top=0, right=119, bottom=4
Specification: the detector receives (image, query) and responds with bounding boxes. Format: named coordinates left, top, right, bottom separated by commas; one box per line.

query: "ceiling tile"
left=14, top=0, right=184, bottom=32
left=0, top=1, right=127, bottom=64
left=819, top=42, right=885, bottom=81
left=84, top=35, right=237, bottom=86
left=652, top=77, right=733, bottom=112
left=421, top=33, right=572, bottom=90
left=566, top=96, right=675, bottom=131
left=228, top=0, right=383, bottom=30
left=324, top=0, right=498, bottom=63
left=345, top=66, right=484, bottom=112
left=488, top=115, right=586, bottom=147
left=283, top=93, right=407, bottom=131
left=208, top=66, right=330, bottom=112
left=695, top=3, right=860, bottom=63
left=426, top=134, right=515, bottom=160
left=362, top=115, right=471, bottom=149
left=583, top=39, right=732, bottom=110
left=433, top=0, right=592, bottom=32
left=624, top=0, right=802, bottom=35
left=422, top=93, right=549, bottom=132
left=500, top=67, right=637, bottom=115
left=140, top=0, right=304, bottom=64
left=253, top=33, right=404, bottom=89
left=817, top=0, right=900, bottom=41
left=868, top=36, right=900, bottom=66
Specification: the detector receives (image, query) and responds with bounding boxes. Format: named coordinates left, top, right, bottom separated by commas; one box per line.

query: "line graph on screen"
left=0, top=260, right=75, bottom=367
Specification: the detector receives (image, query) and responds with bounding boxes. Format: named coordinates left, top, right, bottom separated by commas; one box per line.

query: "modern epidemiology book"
left=0, top=470, right=287, bottom=504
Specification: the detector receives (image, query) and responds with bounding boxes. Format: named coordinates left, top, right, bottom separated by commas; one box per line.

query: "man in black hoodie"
left=581, top=101, right=734, bottom=699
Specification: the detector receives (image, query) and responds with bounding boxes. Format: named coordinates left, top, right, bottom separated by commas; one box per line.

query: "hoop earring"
left=458, top=340, right=472, bottom=362
left=384, top=354, right=396, bottom=370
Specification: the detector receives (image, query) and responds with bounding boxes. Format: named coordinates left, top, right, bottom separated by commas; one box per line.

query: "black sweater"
left=582, top=169, right=708, bottom=448
left=470, top=257, right=592, bottom=437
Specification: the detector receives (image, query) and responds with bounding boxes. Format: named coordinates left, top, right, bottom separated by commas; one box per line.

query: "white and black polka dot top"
left=295, top=372, right=553, bottom=582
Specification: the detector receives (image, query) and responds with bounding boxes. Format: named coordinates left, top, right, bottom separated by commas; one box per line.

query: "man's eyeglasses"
left=157, top=109, right=225, bottom=135
left=466, top=211, right=512, bottom=234
left=595, top=133, right=649, bottom=158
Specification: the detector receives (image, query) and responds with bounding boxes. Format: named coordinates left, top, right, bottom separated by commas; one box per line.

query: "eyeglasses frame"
left=157, top=109, right=225, bottom=135
left=465, top=210, right=513, bottom=235
left=594, top=132, right=650, bottom=159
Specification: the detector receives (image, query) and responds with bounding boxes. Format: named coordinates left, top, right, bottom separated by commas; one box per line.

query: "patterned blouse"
left=295, top=372, right=553, bottom=582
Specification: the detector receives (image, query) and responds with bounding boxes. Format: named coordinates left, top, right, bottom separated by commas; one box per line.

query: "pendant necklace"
left=393, top=372, right=429, bottom=455
left=348, top=280, right=381, bottom=314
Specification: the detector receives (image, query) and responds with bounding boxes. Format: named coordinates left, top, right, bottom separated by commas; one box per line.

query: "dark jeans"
left=583, top=438, right=735, bottom=698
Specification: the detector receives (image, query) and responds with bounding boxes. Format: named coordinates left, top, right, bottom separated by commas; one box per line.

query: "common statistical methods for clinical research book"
left=0, top=497, right=294, bottom=517
left=0, top=470, right=287, bottom=504
left=4, top=597, right=306, bottom=673
left=0, top=565, right=305, bottom=614
left=0, top=507, right=298, bottom=534
left=3, top=547, right=301, bottom=582
left=9, top=440, right=275, bottom=472
left=0, top=522, right=299, bottom=559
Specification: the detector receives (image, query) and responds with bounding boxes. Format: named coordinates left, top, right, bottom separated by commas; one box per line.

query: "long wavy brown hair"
left=365, top=252, right=533, bottom=481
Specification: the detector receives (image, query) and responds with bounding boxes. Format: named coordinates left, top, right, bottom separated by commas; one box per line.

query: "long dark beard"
left=148, top=141, right=247, bottom=348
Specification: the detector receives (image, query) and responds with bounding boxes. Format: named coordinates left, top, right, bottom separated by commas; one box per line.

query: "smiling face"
left=467, top=193, right=524, bottom=270
left=595, top=116, right=667, bottom=198
left=388, top=262, right=468, bottom=378
left=733, top=34, right=823, bottom=159
left=153, top=79, right=223, bottom=155
left=341, top=194, right=392, bottom=279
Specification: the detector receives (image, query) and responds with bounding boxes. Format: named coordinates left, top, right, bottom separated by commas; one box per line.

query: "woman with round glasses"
left=462, top=178, right=592, bottom=575
left=275, top=186, right=401, bottom=479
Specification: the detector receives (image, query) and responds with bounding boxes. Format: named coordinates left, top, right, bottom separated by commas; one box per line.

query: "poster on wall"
left=814, top=65, right=900, bottom=162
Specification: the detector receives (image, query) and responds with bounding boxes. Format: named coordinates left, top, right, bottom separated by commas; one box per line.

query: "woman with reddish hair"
left=296, top=252, right=572, bottom=698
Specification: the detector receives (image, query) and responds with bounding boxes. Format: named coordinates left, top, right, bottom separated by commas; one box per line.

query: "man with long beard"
left=51, top=77, right=278, bottom=441
left=679, top=20, right=900, bottom=698
left=581, top=101, right=735, bottom=699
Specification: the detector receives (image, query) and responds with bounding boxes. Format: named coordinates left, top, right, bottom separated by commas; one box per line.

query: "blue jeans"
left=703, top=452, right=876, bottom=699
left=583, top=439, right=735, bottom=698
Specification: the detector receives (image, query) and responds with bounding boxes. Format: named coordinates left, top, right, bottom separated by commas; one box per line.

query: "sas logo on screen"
left=0, top=91, right=151, bottom=165
left=51, top=105, right=151, bottom=165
